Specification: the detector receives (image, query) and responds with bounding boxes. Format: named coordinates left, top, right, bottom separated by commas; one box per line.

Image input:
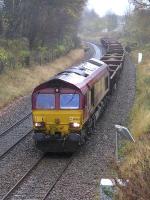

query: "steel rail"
left=0, top=113, right=32, bottom=138
left=0, top=129, right=33, bottom=160
left=42, top=157, right=74, bottom=200
left=2, top=155, right=45, bottom=200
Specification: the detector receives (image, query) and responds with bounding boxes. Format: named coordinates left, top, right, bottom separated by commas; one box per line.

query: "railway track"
left=0, top=129, right=33, bottom=160
left=42, top=157, right=73, bottom=200
left=83, top=41, right=102, bottom=60
left=2, top=155, right=45, bottom=200
left=0, top=112, right=31, bottom=138
left=0, top=113, right=32, bottom=159
left=2, top=154, right=74, bottom=200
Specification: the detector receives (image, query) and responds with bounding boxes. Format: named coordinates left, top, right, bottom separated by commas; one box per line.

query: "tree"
left=129, top=0, right=150, bottom=9
left=1, top=0, right=86, bottom=49
left=103, top=11, right=118, bottom=31
left=123, top=6, right=150, bottom=45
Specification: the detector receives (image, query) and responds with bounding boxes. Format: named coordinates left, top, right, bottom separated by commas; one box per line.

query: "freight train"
left=31, top=38, right=125, bottom=152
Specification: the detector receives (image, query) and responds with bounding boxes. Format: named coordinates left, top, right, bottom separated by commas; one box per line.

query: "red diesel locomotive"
left=32, top=38, right=125, bottom=152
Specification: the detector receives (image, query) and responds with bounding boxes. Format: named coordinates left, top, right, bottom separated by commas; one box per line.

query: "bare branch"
left=129, top=0, right=150, bottom=8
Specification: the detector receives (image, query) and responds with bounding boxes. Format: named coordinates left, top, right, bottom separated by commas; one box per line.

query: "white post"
left=138, top=53, right=142, bottom=63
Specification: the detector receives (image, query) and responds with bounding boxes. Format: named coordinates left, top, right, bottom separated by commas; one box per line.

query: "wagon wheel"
left=80, top=129, right=87, bottom=145
left=87, top=118, right=93, bottom=135
left=92, top=115, right=96, bottom=133
left=87, top=116, right=96, bottom=135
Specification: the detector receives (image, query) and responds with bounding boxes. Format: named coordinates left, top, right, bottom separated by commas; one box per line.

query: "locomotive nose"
left=32, top=110, right=83, bottom=136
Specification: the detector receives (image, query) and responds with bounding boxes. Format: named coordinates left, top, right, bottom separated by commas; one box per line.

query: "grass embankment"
left=0, top=49, right=84, bottom=109
left=115, top=48, right=150, bottom=200
left=129, top=49, right=150, bottom=137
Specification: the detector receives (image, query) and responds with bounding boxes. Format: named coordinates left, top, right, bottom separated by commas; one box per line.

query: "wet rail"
left=2, top=154, right=74, bottom=200
left=42, top=157, right=73, bottom=200
left=0, top=129, right=33, bottom=160
left=0, top=113, right=32, bottom=138
left=2, top=155, right=45, bottom=200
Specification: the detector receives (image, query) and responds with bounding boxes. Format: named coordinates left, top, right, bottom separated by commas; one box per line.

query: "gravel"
left=0, top=133, right=43, bottom=199
left=0, top=116, right=32, bottom=158
left=0, top=96, right=31, bottom=135
left=8, top=156, right=70, bottom=200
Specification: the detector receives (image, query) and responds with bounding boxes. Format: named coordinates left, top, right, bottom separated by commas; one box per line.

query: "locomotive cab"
left=32, top=79, right=86, bottom=152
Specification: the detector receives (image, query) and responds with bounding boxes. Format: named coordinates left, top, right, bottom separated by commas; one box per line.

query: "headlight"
left=69, top=122, right=80, bottom=128
left=34, top=122, right=45, bottom=128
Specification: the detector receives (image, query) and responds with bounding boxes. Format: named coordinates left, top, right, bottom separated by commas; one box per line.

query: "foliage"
left=0, top=47, right=13, bottom=72
left=102, top=186, right=114, bottom=198
left=130, top=0, right=150, bottom=9
left=79, top=9, right=119, bottom=39
left=103, top=11, right=118, bottom=31
left=0, top=47, right=8, bottom=61
left=0, top=0, right=86, bottom=72
left=1, top=0, right=86, bottom=49
left=129, top=50, right=150, bottom=136
left=79, top=9, right=105, bottom=35
left=0, top=38, right=30, bottom=70
left=19, top=50, right=30, bottom=58
left=123, top=5, right=150, bottom=45
left=114, top=134, right=150, bottom=200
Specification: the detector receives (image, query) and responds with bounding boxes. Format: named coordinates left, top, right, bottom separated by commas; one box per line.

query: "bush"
left=0, top=36, right=79, bottom=71
left=19, top=50, right=30, bottom=66
left=55, top=45, right=65, bottom=55
left=0, top=38, right=30, bottom=71
left=0, top=48, right=9, bottom=72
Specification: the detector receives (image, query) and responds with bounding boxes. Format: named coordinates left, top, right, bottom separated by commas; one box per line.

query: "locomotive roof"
left=33, top=58, right=109, bottom=94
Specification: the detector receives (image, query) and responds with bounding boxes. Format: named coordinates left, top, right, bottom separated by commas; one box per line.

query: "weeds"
left=114, top=48, right=150, bottom=200
left=114, top=134, right=150, bottom=200
left=129, top=50, right=150, bottom=137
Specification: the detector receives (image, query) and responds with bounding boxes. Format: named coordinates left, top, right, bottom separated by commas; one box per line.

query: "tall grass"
left=0, top=49, right=84, bottom=109
left=129, top=50, right=150, bottom=137
left=114, top=48, right=150, bottom=200
left=114, top=134, right=150, bottom=200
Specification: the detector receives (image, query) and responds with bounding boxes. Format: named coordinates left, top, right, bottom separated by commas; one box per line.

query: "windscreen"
left=36, top=94, right=55, bottom=109
left=60, top=94, right=79, bottom=109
